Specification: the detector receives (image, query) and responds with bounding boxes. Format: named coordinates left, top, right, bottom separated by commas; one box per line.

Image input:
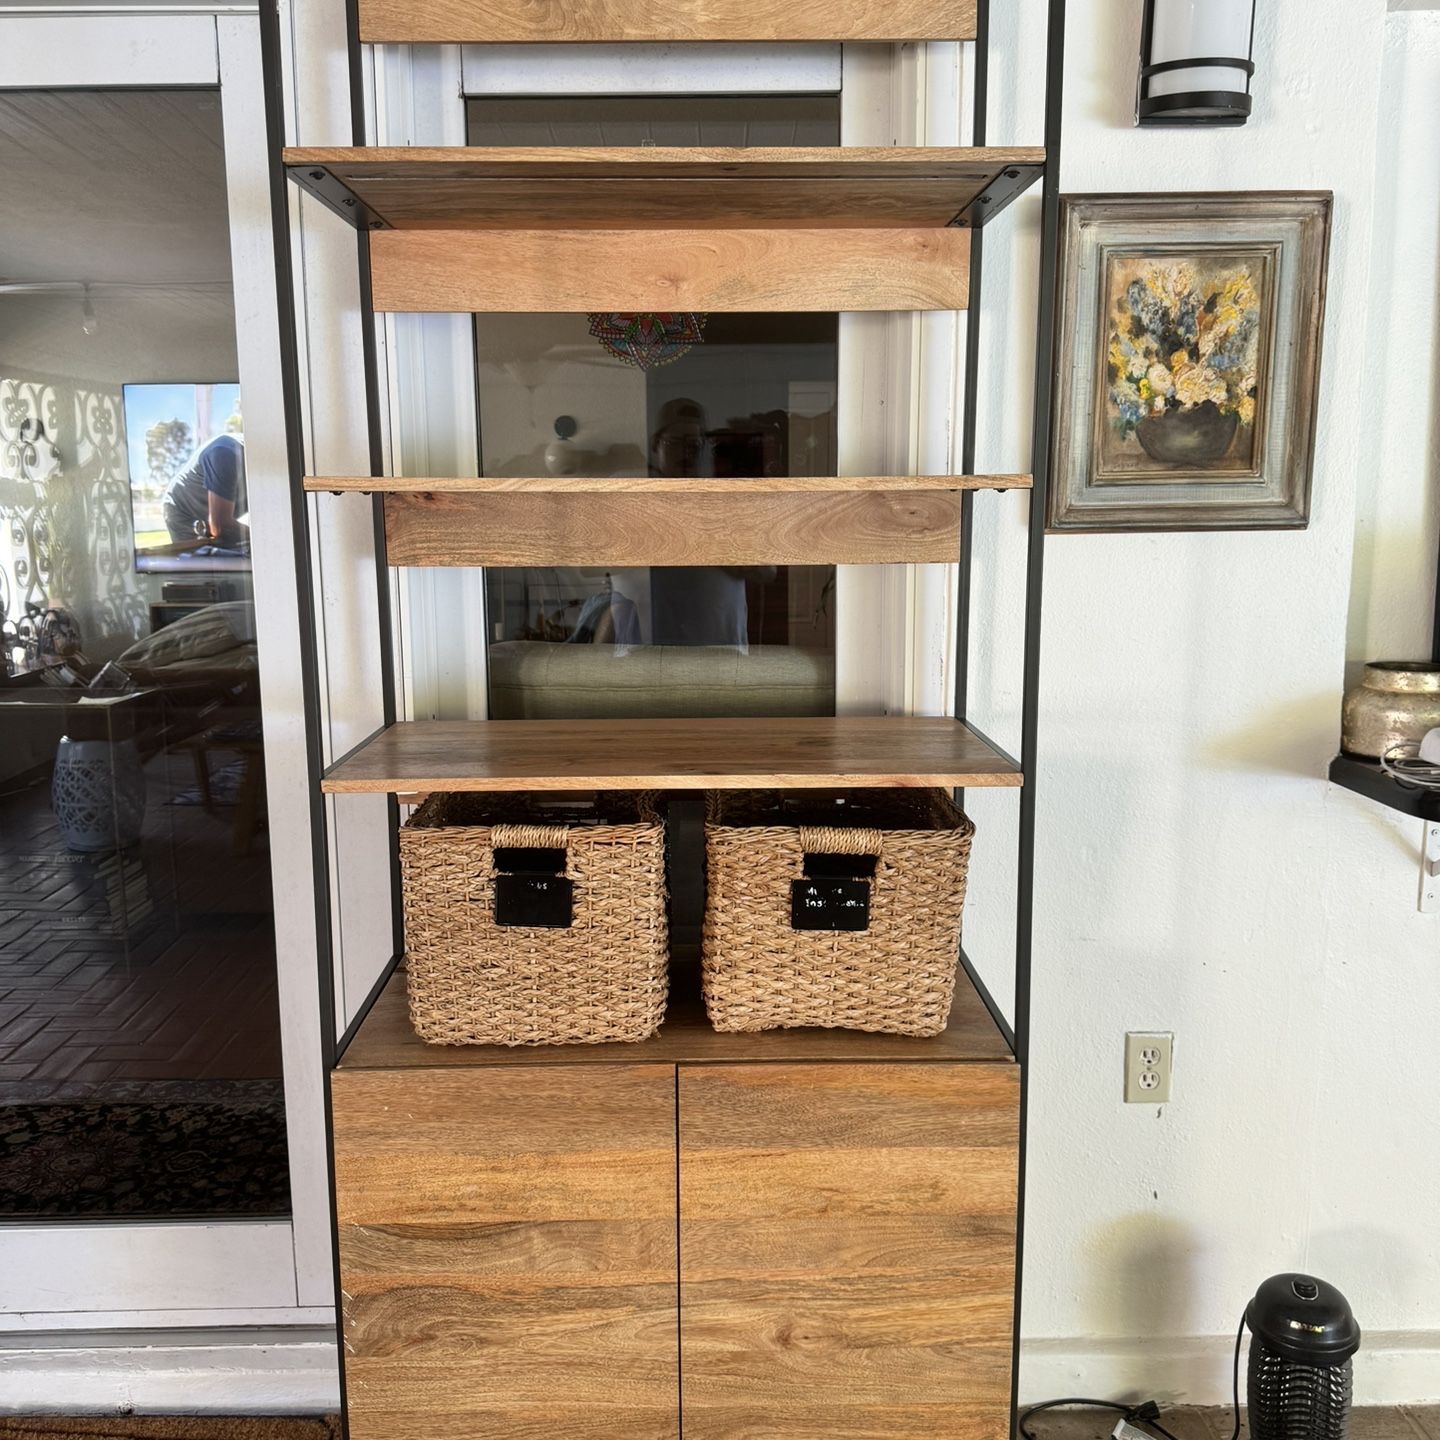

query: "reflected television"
left=124, top=381, right=249, bottom=573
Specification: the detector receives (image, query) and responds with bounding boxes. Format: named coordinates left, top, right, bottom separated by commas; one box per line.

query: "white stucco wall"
left=978, top=0, right=1440, bottom=1406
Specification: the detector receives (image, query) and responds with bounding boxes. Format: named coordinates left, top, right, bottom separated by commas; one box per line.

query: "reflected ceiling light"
left=1137, top=0, right=1256, bottom=126
left=80, top=286, right=98, bottom=336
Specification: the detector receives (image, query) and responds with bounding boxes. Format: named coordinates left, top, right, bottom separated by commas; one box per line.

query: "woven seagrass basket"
left=399, top=791, right=667, bottom=1046
left=701, top=789, right=974, bottom=1036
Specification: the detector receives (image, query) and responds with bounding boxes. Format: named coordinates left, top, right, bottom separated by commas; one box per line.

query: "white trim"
left=1020, top=1332, right=1440, bottom=1408
left=459, top=42, right=842, bottom=96
left=417, top=41, right=951, bottom=721
left=280, top=0, right=398, bottom=1045
left=0, top=12, right=218, bottom=85
left=834, top=41, right=962, bottom=717
left=2, top=1311, right=333, bottom=1331
left=216, top=11, right=334, bottom=1310
left=0, top=6, right=329, bottom=1326
left=0, top=1224, right=300, bottom=1321
left=0, top=1329, right=338, bottom=1414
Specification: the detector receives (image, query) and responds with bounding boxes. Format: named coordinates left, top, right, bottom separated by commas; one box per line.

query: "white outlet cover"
left=1125, top=1031, right=1173, bottom=1104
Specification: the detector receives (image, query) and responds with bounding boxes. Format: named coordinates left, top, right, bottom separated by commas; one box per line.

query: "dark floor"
left=1029, top=1408, right=1440, bottom=1440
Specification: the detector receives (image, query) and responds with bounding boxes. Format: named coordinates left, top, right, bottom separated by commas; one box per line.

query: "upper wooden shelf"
left=304, top=474, right=1031, bottom=494
left=283, top=146, right=1045, bottom=231
left=339, top=963, right=1013, bottom=1070
left=322, top=716, right=1023, bottom=793
left=356, top=0, right=978, bottom=45
left=307, top=475, right=1030, bottom=566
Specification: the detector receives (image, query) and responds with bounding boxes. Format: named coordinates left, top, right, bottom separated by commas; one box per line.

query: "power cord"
left=1380, top=741, right=1440, bottom=791
left=1018, top=1398, right=1184, bottom=1440
left=1019, top=1313, right=1247, bottom=1440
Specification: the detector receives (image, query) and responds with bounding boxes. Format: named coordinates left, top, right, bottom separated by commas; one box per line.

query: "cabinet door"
left=678, top=1062, right=1019, bottom=1440
left=332, top=1063, right=679, bottom=1440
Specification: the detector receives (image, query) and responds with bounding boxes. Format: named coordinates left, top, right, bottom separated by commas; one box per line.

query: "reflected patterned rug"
left=0, top=1080, right=290, bottom=1219
left=0, top=1421, right=338, bottom=1439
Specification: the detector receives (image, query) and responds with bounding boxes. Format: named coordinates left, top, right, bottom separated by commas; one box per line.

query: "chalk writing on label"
left=791, top=877, right=871, bottom=932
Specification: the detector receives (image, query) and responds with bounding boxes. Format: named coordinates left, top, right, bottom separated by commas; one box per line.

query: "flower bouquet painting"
left=1103, top=252, right=1269, bottom=475
left=1050, top=193, right=1331, bottom=531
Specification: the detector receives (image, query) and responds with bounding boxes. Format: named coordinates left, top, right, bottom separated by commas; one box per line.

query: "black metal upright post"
left=1011, top=0, right=1068, bottom=1431
left=343, top=0, right=405, bottom=963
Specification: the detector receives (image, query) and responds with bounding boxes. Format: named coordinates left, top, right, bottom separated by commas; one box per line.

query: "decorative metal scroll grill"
left=0, top=373, right=146, bottom=659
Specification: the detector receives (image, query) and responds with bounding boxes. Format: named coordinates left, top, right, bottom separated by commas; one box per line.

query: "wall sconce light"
left=1137, top=0, right=1256, bottom=127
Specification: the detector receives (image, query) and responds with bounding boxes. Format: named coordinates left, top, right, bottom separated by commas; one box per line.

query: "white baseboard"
left=1020, top=1331, right=1440, bottom=1408
left=0, top=1329, right=340, bottom=1414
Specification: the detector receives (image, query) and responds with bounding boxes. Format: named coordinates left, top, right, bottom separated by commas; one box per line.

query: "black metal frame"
left=1136, top=0, right=1255, bottom=127
left=265, top=2, right=1069, bottom=1433
left=947, top=0, right=1067, bottom=1428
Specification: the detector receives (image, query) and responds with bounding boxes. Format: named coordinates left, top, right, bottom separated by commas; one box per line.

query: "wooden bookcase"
left=265, top=1, right=1066, bottom=1434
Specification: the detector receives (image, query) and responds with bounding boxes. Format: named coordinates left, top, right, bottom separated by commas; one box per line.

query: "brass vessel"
left=1340, top=661, right=1440, bottom=759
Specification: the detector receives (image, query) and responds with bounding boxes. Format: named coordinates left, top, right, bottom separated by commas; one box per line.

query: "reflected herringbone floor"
left=0, top=760, right=282, bottom=1099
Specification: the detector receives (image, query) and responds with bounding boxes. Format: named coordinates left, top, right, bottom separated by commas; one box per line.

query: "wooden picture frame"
left=1048, top=192, right=1332, bottom=532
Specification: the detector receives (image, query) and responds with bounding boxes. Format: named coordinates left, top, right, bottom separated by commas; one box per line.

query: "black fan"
left=1246, top=1274, right=1361, bottom=1440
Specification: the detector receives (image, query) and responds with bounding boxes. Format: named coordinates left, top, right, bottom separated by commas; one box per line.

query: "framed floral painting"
left=1048, top=193, right=1332, bottom=531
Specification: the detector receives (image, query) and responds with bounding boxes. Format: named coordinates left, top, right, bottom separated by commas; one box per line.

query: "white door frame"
left=0, top=7, right=332, bottom=1334
left=377, top=40, right=965, bottom=722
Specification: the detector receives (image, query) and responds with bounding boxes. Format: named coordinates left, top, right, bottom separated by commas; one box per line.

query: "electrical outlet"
left=1125, top=1031, right=1173, bottom=1104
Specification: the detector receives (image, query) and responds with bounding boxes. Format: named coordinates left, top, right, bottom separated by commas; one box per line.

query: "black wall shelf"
left=1328, top=754, right=1440, bottom=822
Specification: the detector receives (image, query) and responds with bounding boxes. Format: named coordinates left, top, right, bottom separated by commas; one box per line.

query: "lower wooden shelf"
left=322, top=716, right=1023, bottom=794
left=339, top=961, right=1015, bottom=1070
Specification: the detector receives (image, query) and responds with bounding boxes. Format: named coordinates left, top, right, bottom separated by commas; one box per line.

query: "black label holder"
left=492, top=845, right=574, bottom=929
left=791, top=851, right=876, bottom=932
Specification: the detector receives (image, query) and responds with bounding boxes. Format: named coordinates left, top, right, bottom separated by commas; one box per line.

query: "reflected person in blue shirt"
left=163, top=432, right=247, bottom=547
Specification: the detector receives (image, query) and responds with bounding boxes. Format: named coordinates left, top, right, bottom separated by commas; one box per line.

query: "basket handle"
left=798, top=825, right=884, bottom=858
left=491, top=823, right=570, bottom=851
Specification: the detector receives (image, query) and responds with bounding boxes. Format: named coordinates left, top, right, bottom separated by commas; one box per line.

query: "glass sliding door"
left=0, top=9, right=330, bottom=1340
left=0, top=87, right=287, bottom=1222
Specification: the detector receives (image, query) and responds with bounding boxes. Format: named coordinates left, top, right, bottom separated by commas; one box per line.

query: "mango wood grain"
left=284, top=146, right=1045, bottom=230
left=358, top=0, right=977, bottom=44
left=383, top=488, right=962, bottom=566
left=369, top=227, right=968, bottom=311
left=305, top=473, right=1032, bottom=493
left=338, top=965, right=1014, bottom=1070
left=678, top=1062, right=1019, bottom=1440
left=332, top=1064, right=678, bottom=1440
left=320, top=717, right=1024, bottom=793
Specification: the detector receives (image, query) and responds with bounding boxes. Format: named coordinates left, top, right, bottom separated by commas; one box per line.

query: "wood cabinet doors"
left=331, top=1064, right=680, bottom=1440
left=679, top=1062, right=1020, bottom=1440
left=331, top=1059, right=1018, bottom=1438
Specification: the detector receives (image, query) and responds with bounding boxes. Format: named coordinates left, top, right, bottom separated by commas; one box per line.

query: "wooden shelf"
left=338, top=963, right=1015, bottom=1070
left=322, top=716, right=1023, bottom=794
left=1329, top=754, right=1440, bottom=821
left=304, top=473, right=1031, bottom=494
left=284, top=146, right=1045, bottom=231
left=314, top=476, right=1028, bottom=568
left=356, top=0, right=978, bottom=45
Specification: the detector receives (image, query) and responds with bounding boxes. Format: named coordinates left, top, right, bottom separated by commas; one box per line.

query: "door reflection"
left=0, top=89, right=287, bottom=1221
left=479, top=313, right=839, bottom=721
